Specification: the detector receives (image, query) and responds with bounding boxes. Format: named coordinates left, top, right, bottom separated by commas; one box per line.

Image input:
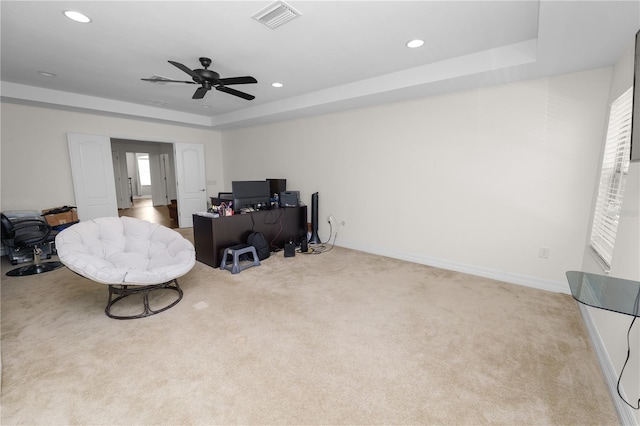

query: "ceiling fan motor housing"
left=196, top=69, right=220, bottom=83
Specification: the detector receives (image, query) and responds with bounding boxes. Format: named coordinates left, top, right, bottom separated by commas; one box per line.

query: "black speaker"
left=301, top=235, right=308, bottom=253
left=309, top=192, right=321, bottom=244
left=284, top=239, right=295, bottom=257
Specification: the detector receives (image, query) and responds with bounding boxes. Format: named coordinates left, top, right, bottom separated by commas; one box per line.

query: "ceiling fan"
left=142, top=57, right=257, bottom=100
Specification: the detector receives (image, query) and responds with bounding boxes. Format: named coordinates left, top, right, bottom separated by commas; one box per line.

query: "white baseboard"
left=336, top=240, right=569, bottom=294
left=578, top=304, right=639, bottom=426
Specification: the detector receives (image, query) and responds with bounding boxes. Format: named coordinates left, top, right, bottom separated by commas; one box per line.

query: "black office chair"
left=1, top=213, right=64, bottom=277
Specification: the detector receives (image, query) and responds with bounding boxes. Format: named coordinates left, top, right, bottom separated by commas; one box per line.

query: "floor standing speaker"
left=309, top=192, right=321, bottom=244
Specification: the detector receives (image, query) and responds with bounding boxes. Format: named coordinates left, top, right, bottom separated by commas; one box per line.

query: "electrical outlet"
left=327, top=214, right=344, bottom=226
left=539, top=247, right=550, bottom=259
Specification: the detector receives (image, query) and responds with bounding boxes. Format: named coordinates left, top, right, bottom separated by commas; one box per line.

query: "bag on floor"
left=247, top=232, right=270, bottom=260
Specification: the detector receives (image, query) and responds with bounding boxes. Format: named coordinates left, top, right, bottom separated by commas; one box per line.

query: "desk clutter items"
left=41, top=206, right=78, bottom=230
left=209, top=202, right=234, bottom=218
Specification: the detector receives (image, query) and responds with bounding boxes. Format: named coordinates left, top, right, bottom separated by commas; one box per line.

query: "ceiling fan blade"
left=168, top=60, right=202, bottom=81
left=217, top=76, right=257, bottom=85
left=216, top=86, right=255, bottom=100
left=141, top=78, right=196, bottom=84
left=192, top=86, right=208, bottom=99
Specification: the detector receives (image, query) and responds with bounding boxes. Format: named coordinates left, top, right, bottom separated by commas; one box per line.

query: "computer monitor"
left=210, top=192, right=233, bottom=205
left=267, top=179, right=287, bottom=196
left=231, top=180, right=270, bottom=211
left=218, top=192, right=233, bottom=201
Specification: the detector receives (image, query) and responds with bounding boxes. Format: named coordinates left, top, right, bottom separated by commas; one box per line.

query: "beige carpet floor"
left=1, top=229, right=618, bottom=425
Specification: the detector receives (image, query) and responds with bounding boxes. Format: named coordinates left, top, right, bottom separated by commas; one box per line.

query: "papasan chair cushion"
left=56, top=216, right=195, bottom=319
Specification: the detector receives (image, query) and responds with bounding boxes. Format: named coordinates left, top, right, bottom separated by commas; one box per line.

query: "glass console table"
left=566, top=271, right=640, bottom=317
left=566, top=271, right=640, bottom=411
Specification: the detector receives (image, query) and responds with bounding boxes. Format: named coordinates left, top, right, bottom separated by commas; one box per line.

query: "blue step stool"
left=220, top=244, right=260, bottom=274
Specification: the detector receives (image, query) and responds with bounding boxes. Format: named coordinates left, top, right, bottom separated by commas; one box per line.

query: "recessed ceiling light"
left=271, top=82, right=283, bottom=88
left=63, top=10, right=92, bottom=23
left=37, top=71, right=57, bottom=77
left=406, top=39, right=424, bottom=48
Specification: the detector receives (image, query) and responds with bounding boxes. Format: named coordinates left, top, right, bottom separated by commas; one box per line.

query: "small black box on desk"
left=280, top=191, right=299, bottom=207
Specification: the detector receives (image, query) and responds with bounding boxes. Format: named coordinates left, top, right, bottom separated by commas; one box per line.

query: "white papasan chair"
left=55, top=216, right=195, bottom=320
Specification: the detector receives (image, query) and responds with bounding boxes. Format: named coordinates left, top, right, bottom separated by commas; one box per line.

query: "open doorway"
left=111, top=139, right=178, bottom=228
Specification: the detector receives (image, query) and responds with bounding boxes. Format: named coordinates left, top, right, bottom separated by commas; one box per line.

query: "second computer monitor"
left=232, top=180, right=271, bottom=211
left=267, top=178, right=287, bottom=196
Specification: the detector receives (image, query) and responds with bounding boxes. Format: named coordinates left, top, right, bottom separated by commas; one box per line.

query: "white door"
left=67, top=133, right=118, bottom=221
left=149, top=152, right=167, bottom=206
left=112, top=150, right=131, bottom=209
left=158, top=153, right=175, bottom=202
left=174, top=143, right=207, bottom=227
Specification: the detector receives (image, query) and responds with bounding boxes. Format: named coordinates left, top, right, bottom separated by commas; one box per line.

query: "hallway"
left=118, top=197, right=178, bottom=229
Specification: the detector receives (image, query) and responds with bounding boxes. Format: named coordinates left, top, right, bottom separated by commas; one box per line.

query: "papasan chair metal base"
left=106, top=279, right=184, bottom=320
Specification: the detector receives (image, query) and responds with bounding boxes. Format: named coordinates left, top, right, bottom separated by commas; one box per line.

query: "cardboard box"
left=42, top=206, right=78, bottom=226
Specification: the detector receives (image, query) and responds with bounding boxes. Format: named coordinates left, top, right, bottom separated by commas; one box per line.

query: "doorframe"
left=108, top=134, right=206, bottom=228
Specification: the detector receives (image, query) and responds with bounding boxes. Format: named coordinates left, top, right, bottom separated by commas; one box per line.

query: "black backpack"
left=247, top=232, right=270, bottom=260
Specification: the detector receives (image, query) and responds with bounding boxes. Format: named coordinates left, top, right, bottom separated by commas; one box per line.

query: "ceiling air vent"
left=251, top=0, right=301, bottom=29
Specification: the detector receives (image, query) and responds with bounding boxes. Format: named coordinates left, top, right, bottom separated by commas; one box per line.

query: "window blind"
left=589, top=87, right=633, bottom=268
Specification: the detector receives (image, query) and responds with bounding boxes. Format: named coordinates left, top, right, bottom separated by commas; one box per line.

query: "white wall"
left=222, top=68, right=613, bottom=292
left=581, top=40, right=640, bottom=425
left=0, top=103, right=223, bottom=212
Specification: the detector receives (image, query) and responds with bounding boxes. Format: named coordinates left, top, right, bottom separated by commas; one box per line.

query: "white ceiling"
left=1, top=1, right=639, bottom=130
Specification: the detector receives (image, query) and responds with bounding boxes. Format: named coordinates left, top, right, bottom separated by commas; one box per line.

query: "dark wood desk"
left=193, top=206, right=307, bottom=268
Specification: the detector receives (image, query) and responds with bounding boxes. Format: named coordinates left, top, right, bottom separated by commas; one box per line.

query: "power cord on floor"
left=300, top=221, right=338, bottom=254
left=617, top=285, right=640, bottom=410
